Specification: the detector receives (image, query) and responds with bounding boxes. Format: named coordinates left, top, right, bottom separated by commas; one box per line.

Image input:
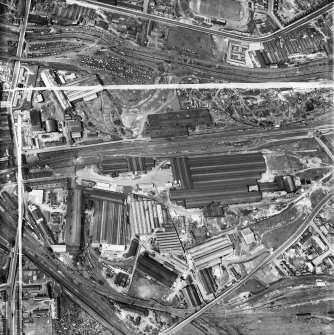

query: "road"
left=71, top=0, right=333, bottom=43
left=6, top=0, right=31, bottom=333
left=162, top=190, right=334, bottom=334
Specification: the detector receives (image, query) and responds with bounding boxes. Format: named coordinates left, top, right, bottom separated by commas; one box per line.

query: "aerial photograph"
left=0, top=0, right=333, bottom=334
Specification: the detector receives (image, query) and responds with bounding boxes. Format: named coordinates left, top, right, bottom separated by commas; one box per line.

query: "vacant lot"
left=167, top=28, right=214, bottom=59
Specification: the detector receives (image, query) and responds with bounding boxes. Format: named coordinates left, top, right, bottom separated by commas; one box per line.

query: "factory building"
left=80, top=187, right=129, bottom=247
left=101, top=157, right=155, bottom=174
left=44, top=119, right=58, bottom=133
left=65, top=189, right=83, bottom=251
left=240, top=228, right=256, bottom=245
left=40, top=70, right=71, bottom=111
left=199, top=267, right=217, bottom=294
left=258, top=175, right=297, bottom=194
left=169, top=153, right=266, bottom=208
left=155, top=228, right=183, bottom=254
left=136, top=253, right=178, bottom=288
left=129, top=199, right=166, bottom=235
left=30, top=110, right=42, bottom=131
left=24, top=177, right=70, bottom=190
left=187, top=235, right=233, bottom=269
left=147, top=108, right=212, bottom=139
left=182, top=284, right=202, bottom=307
left=63, top=74, right=103, bottom=103
left=91, top=200, right=127, bottom=246
left=126, top=238, right=139, bottom=258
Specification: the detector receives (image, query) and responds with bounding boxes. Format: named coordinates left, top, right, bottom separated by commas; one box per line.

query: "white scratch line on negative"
left=3, top=82, right=334, bottom=92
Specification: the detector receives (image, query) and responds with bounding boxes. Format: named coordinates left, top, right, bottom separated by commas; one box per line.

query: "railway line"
left=119, top=48, right=334, bottom=82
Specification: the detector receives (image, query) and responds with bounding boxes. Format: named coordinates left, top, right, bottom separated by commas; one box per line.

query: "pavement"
left=6, top=0, right=31, bottom=333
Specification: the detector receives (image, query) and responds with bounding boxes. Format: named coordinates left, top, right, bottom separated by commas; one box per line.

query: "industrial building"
left=40, top=70, right=72, bottom=111
left=44, top=119, right=58, bottom=133
left=30, top=110, right=42, bottom=131
left=63, top=74, right=103, bottom=103
left=198, top=267, right=217, bottom=294
left=24, top=177, right=70, bottom=190
left=182, top=284, right=202, bottom=307
left=101, top=157, right=155, bottom=174
left=91, top=200, right=127, bottom=246
left=258, top=175, right=297, bottom=194
left=169, top=153, right=266, bottom=208
left=240, top=228, right=256, bottom=245
left=155, top=228, right=183, bottom=254
left=129, top=199, right=166, bottom=235
left=80, top=187, right=129, bottom=247
left=187, top=235, right=233, bottom=270
left=147, top=108, right=212, bottom=139
left=136, top=253, right=178, bottom=288
left=126, top=238, right=139, bottom=258
left=65, top=189, right=82, bottom=251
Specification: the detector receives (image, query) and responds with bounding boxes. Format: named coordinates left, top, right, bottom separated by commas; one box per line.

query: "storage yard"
left=169, top=152, right=266, bottom=208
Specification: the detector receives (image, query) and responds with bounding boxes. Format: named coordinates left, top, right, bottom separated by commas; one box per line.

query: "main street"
left=71, top=0, right=333, bottom=42
left=6, top=0, right=31, bottom=333
left=162, top=190, right=334, bottom=334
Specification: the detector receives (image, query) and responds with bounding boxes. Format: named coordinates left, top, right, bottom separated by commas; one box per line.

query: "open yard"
left=128, top=270, right=175, bottom=305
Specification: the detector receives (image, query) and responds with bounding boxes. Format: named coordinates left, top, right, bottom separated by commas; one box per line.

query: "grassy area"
left=167, top=28, right=214, bottom=59
left=250, top=206, right=307, bottom=250
left=261, top=213, right=306, bottom=250
left=250, top=206, right=299, bottom=236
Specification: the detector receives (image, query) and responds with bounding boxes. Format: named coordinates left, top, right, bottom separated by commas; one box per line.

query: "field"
left=167, top=28, right=214, bottom=59
left=260, top=212, right=306, bottom=250
left=199, top=0, right=244, bottom=21
left=250, top=206, right=299, bottom=236
left=265, top=154, right=302, bottom=174
left=250, top=206, right=308, bottom=250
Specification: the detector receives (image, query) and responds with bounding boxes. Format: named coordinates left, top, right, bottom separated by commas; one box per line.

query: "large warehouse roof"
left=136, top=254, right=178, bottom=288
left=169, top=152, right=266, bottom=208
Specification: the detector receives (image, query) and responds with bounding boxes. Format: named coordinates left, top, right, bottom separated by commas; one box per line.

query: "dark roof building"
left=169, top=153, right=265, bottom=208
left=126, top=238, right=139, bottom=258
left=136, top=254, right=178, bottom=288
left=101, top=157, right=155, bottom=174
left=199, top=267, right=217, bottom=294
left=182, top=284, right=202, bottom=307
left=30, top=110, right=42, bottom=131
left=147, top=109, right=212, bottom=139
